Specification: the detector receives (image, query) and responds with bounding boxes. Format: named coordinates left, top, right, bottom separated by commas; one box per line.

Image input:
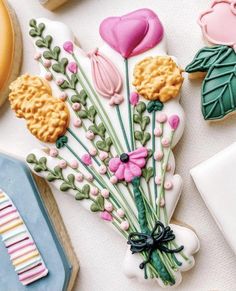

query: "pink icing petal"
left=128, top=147, right=148, bottom=159
left=109, top=157, right=121, bottom=172
left=129, top=162, right=142, bottom=177
left=99, top=8, right=164, bottom=58
left=63, top=41, right=74, bottom=54
left=130, top=157, right=146, bottom=168
left=115, top=163, right=125, bottom=180
left=124, top=165, right=134, bottom=183
left=68, top=62, right=78, bottom=74
left=100, top=211, right=113, bottom=221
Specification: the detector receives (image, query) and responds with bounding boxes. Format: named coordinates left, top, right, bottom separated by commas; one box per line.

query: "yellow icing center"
left=133, top=56, right=184, bottom=102
left=0, top=0, right=14, bottom=89
left=9, top=74, right=70, bottom=143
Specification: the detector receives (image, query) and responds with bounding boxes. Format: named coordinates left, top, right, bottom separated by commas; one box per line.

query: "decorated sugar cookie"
left=186, top=0, right=236, bottom=121
left=9, top=10, right=199, bottom=287
left=0, top=0, right=22, bottom=107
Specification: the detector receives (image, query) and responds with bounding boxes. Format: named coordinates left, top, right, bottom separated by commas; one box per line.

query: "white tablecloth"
left=1, top=0, right=236, bottom=290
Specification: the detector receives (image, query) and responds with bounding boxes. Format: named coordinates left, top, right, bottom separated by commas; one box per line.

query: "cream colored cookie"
left=0, top=0, right=22, bottom=108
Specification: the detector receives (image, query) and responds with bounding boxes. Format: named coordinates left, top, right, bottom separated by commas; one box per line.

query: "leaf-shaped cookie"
left=202, top=47, right=236, bottom=120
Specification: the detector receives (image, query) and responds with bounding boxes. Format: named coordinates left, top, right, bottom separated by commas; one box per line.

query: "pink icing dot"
left=154, top=150, right=163, bottom=161
left=59, top=160, right=67, bottom=169
left=105, top=201, right=113, bottom=212
left=117, top=209, right=125, bottom=218
left=154, top=127, right=162, bottom=137
left=72, top=103, right=81, bottom=111
left=71, top=160, right=78, bottom=169
left=90, top=187, right=99, bottom=196
left=161, top=138, right=169, bottom=148
left=156, top=113, right=167, bottom=123
left=81, top=154, right=92, bottom=165
left=98, top=165, right=107, bottom=175
left=130, top=92, right=139, bottom=106
left=85, top=130, right=95, bottom=140
left=75, top=173, right=84, bottom=182
left=100, top=211, right=112, bottom=221
left=45, top=72, right=53, bottom=81
left=164, top=181, right=173, bottom=190
left=44, top=60, right=51, bottom=68
left=166, top=163, right=171, bottom=172
left=85, top=173, right=94, bottom=182
left=101, top=189, right=109, bottom=198
left=89, top=147, right=97, bottom=156
left=49, top=148, right=58, bottom=157
left=73, top=118, right=82, bottom=128
left=99, top=151, right=109, bottom=161
left=155, top=176, right=162, bottom=185
left=56, top=78, right=64, bottom=86
left=159, top=198, right=165, bottom=207
left=59, top=92, right=68, bottom=101
left=110, top=176, right=118, bottom=184
left=168, top=115, right=180, bottom=131
left=34, top=53, right=41, bottom=60
left=120, top=221, right=129, bottom=231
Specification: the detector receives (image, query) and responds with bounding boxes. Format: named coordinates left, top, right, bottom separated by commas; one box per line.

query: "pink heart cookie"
left=99, top=8, right=164, bottom=58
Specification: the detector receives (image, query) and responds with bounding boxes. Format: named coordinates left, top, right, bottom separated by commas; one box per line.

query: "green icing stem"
left=124, top=58, right=135, bottom=151
left=132, top=178, right=175, bottom=285
left=115, top=105, right=131, bottom=152
left=152, top=111, right=158, bottom=212
left=72, top=53, right=124, bottom=154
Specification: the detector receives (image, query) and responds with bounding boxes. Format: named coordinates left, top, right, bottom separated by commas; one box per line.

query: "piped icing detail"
left=199, top=0, right=236, bottom=52
left=0, top=190, right=48, bottom=285
left=99, top=8, right=164, bottom=58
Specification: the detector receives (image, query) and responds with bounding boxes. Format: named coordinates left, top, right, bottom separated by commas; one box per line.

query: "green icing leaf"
left=35, top=35, right=52, bottom=48
left=52, top=58, right=68, bottom=74
left=142, top=167, right=154, bottom=182
left=141, top=116, right=150, bottom=131
left=60, top=182, right=72, bottom=192
left=136, top=102, right=146, bottom=114
left=70, top=74, right=78, bottom=89
left=90, top=195, right=104, bottom=212
left=186, top=45, right=229, bottom=73
left=134, top=131, right=142, bottom=141
left=71, top=91, right=87, bottom=106
left=29, top=19, right=37, bottom=28
left=133, top=114, right=141, bottom=124
left=201, top=47, right=236, bottom=120
left=96, top=137, right=112, bottom=152
left=38, top=157, right=47, bottom=170
left=54, top=166, right=63, bottom=179
left=26, top=153, right=37, bottom=164
left=87, top=106, right=97, bottom=122
left=134, top=131, right=150, bottom=146
left=47, top=173, right=58, bottom=182
left=33, top=165, right=43, bottom=172
left=75, top=184, right=90, bottom=200
left=78, top=110, right=88, bottom=119
left=43, top=46, right=60, bottom=61
left=89, top=123, right=105, bottom=138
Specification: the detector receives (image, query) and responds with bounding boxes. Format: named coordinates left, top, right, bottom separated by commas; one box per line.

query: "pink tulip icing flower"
left=68, top=62, right=78, bottom=74
left=198, top=1, right=236, bottom=51
left=109, top=147, right=148, bottom=182
left=100, top=211, right=113, bottom=221
left=81, top=153, right=92, bottom=166
left=63, top=41, right=74, bottom=54
left=168, top=115, right=180, bottom=131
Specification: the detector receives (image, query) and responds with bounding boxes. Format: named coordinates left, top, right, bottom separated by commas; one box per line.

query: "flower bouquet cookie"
left=186, top=0, right=236, bottom=121
left=0, top=0, right=22, bottom=107
left=9, top=9, right=199, bottom=287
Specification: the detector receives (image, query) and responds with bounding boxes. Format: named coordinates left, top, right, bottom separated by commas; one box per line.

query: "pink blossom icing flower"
left=44, top=60, right=51, bottom=68
left=101, top=189, right=109, bottom=198
left=156, top=112, right=167, bottom=123
left=117, top=208, right=125, bottom=218
left=168, top=115, right=180, bottom=131
left=100, top=211, right=113, bottom=221
left=130, top=92, right=139, bottom=106
left=75, top=173, right=84, bottom=182
left=63, top=41, right=74, bottom=54
left=56, top=78, right=65, bottom=86
left=49, top=148, right=58, bottom=157
left=89, top=147, right=97, bottom=156
left=105, top=201, right=113, bottom=212
left=68, top=62, right=78, bottom=74
left=120, top=221, right=129, bottom=231
left=161, top=138, right=169, bottom=148
left=154, top=127, right=162, bottom=137
left=199, top=1, right=236, bottom=51
left=90, top=187, right=99, bottom=196
left=45, top=72, right=52, bottom=81
left=98, top=165, right=107, bottom=175
left=34, top=52, right=41, bottom=61
left=72, top=103, right=81, bottom=111
left=81, top=154, right=92, bottom=165
left=73, top=118, right=82, bottom=128
left=99, top=151, right=109, bottom=161
left=110, top=176, right=118, bottom=184
left=85, top=130, right=95, bottom=140
left=59, top=92, right=68, bottom=101
left=109, top=147, right=148, bottom=182
left=99, top=9, right=164, bottom=58
left=71, top=160, right=78, bottom=169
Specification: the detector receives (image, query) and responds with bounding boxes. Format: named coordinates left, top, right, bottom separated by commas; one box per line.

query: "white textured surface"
left=1, top=0, right=236, bottom=290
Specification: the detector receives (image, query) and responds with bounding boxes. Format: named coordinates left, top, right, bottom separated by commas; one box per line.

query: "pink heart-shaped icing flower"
left=199, top=0, right=236, bottom=51
left=99, top=8, right=164, bottom=58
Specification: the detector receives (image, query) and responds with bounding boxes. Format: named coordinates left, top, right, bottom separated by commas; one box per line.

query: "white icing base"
left=25, top=17, right=200, bottom=287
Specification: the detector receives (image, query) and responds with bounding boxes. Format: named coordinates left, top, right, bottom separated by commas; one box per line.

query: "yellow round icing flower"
left=9, top=74, right=69, bottom=143
left=133, top=56, right=184, bottom=102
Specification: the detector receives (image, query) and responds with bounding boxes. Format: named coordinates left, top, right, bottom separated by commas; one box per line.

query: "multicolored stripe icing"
left=0, top=189, right=48, bottom=285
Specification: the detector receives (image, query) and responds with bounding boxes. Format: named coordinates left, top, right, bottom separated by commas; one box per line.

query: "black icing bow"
left=127, top=221, right=184, bottom=270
